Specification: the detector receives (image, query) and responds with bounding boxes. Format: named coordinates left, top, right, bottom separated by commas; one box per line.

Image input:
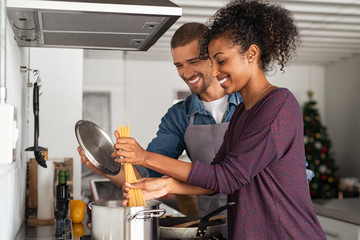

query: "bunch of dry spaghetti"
left=118, top=124, right=147, bottom=207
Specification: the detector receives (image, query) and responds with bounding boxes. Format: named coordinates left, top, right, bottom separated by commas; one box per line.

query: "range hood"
left=6, top=0, right=182, bottom=51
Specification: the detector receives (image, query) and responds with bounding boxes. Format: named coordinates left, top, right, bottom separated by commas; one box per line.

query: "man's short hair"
left=171, top=22, right=207, bottom=49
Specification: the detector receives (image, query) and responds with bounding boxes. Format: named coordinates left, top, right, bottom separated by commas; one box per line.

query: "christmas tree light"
left=303, top=90, right=339, bottom=198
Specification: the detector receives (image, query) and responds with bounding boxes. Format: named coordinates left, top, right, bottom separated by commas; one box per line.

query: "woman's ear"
left=247, top=44, right=260, bottom=63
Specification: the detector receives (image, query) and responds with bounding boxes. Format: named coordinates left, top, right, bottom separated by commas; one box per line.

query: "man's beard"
left=189, top=75, right=212, bottom=95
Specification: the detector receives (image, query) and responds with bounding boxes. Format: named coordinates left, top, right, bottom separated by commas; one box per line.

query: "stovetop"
left=80, top=233, right=226, bottom=240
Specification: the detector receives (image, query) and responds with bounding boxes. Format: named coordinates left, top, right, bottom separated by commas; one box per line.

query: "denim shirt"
left=146, top=92, right=242, bottom=177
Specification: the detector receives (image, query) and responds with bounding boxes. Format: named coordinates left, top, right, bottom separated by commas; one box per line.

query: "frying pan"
left=160, top=202, right=234, bottom=239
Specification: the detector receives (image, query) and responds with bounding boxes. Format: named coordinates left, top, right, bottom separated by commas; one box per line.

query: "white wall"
left=124, top=52, right=183, bottom=147
left=84, top=50, right=185, bottom=147
left=0, top=21, right=28, bottom=239
left=325, top=55, right=360, bottom=178
left=29, top=48, right=83, bottom=199
left=83, top=50, right=125, bottom=139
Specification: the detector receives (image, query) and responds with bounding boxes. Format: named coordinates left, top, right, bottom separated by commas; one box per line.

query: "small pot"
left=90, top=200, right=165, bottom=240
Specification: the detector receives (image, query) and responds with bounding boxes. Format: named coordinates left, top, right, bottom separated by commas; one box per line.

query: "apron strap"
left=189, top=114, right=195, bottom=125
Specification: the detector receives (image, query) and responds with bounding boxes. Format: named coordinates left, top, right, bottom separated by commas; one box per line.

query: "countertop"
left=15, top=201, right=183, bottom=240
left=15, top=217, right=90, bottom=240
left=312, top=198, right=360, bottom=225
left=18, top=199, right=360, bottom=239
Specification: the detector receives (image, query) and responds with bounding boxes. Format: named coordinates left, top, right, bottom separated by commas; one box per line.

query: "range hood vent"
left=6, top=0, right=182, bottom=51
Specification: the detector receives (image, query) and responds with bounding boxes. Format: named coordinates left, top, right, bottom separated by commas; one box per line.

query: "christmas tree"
left=303, top=90, right=339, bottom=198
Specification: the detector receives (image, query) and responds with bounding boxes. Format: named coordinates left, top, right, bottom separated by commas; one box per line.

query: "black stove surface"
left=81, top=233, right=226, bottom=240
left=79, top=235, right=91, bottom=240
left=160, top=233, right=227, bottom=240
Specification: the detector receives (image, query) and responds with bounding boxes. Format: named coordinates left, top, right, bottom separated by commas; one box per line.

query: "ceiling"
left=144, top=0, right=360, bottom=66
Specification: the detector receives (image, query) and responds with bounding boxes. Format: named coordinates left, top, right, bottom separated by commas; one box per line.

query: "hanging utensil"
left=25, top=82, right=47, bottom=168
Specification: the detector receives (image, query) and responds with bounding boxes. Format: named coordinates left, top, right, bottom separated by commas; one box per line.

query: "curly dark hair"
left=200, top=0, right=301, bottom=72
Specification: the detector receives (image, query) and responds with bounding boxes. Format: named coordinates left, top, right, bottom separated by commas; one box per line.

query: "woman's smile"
left=218, top=77, right=229, bottom=86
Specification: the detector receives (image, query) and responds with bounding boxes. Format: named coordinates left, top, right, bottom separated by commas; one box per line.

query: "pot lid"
left=75, top=120, right=121, bottom=176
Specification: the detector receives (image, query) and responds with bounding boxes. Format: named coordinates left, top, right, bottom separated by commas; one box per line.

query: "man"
left=144, top=23, right=241, bottom=218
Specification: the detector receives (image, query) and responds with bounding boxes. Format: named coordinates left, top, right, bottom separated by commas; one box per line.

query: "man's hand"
left=113, top=130, right=148, bottom=166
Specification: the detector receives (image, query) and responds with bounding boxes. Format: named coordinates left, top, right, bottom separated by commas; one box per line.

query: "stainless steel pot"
left=90, top=200, right=165, bottom=240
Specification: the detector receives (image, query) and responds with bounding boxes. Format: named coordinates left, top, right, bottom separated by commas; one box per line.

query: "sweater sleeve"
left=188, top=125, right=277, bottom=194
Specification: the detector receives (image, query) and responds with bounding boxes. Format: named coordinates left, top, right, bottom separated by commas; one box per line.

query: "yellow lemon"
left=70, top=199, right=86, bottom=224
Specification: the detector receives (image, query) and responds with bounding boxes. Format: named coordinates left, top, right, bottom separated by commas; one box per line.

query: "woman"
left=115, top=0, right=326, bottom=239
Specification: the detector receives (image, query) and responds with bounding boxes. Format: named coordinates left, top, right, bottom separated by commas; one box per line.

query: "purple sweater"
left=188, top=88, right=326, bottom=239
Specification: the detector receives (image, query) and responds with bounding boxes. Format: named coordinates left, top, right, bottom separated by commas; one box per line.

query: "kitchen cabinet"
left=313, top=198, right=360, bottom=240
left=317, top=215, right=360, bottom=240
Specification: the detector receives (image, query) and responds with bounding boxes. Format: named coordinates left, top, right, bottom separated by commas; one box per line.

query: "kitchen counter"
left=15, top=201, right=183, bottom=240
left=312, top=198, right=360, bottom=225
left=15, top=218, right=90, bottom=240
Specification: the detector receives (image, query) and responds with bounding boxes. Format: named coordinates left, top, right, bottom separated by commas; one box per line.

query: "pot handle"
left=196, top=202, right=235, bottom=237
left=125, top=209, right=166, bottom=221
